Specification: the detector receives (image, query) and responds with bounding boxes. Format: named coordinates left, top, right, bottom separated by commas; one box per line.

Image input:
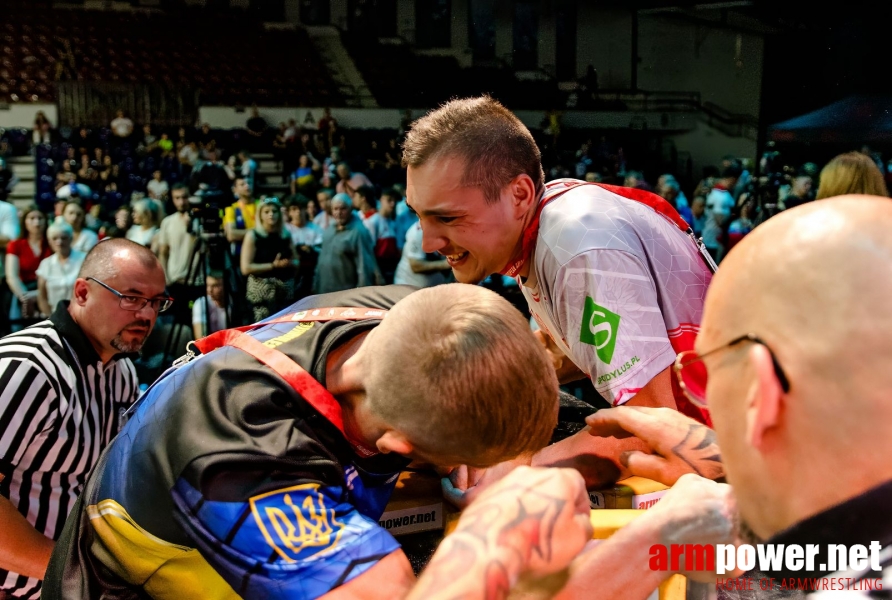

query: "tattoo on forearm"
left=409, top=483, right=569, bottom=600
left=671, top=424, right=723, bottom=477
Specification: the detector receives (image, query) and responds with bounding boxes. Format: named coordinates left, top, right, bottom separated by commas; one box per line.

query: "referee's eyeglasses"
left=674, top=333, right=790, bottom=408
left=86, top=277, right=174, bottom=314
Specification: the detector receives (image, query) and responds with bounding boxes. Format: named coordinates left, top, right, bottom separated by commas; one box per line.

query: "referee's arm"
left=0, top=359, right=57, bottom=580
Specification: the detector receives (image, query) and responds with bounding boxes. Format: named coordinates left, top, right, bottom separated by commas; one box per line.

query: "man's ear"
left=377, top=430, right=413, bottom=457
left=72, top=278, right=89, bottom=307
left=744, top=344, right=784, bottom=451
left=508, top=174, right=538, bottom=219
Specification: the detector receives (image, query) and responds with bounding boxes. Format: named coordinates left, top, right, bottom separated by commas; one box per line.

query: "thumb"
left=620, top=451, right=673, bottom=483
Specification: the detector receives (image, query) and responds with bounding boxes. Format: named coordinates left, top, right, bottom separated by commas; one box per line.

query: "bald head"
left=69, top=238, right=166, bottom=364
left=702, top=195, right=892, bottom=538
left=706, top=195, right=892, bottom=401
left=79, top=238, right=161, bottom=281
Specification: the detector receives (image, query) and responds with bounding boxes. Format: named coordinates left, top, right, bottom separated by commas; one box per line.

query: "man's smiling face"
left=406, top=155, right=524, bottom=284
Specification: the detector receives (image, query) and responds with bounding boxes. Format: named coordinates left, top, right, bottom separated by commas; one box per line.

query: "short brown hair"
left=816, top=152, right=889, bottom=199
left=365, top=284, right=558, bottom=467
left=402, top=96, right=545, bottom=204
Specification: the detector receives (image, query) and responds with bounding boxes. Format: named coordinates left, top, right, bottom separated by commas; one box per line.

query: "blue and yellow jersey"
left=44, top=287, right=416, bottom=600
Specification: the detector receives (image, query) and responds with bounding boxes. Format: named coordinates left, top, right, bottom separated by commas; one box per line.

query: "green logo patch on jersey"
left=580, top=297, right=621, bottom=364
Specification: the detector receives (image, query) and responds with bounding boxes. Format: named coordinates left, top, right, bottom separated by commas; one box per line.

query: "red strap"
left=191, top=306, right=389, bottom=443
left=207, top=330, right=346, bottom=433
left=499, top=180, right=691, bottom=278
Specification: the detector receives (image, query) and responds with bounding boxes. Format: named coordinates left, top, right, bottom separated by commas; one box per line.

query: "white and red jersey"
left=520, top=180, right=713, bottom=422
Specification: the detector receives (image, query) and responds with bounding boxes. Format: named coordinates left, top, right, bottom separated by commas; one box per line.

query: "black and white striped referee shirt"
left=0, top=302, right=138, bottom=598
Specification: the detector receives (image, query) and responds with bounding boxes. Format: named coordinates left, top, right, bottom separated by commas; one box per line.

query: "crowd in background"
left=1, top=107, right=891, bottom=373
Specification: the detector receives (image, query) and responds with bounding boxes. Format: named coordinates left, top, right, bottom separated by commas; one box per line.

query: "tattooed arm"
left=584, top=406, right=724, bottom=485
left=550, top=475, right=738, bottom=600
left=408, top=467, right=592, bottom=600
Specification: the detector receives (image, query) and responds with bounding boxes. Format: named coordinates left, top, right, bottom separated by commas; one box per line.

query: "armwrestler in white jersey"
left=403, top=96, right=724, bottom=499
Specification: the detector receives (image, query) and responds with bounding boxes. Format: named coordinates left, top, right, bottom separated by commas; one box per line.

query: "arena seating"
left=341, top=33, right=565, bottom=110
left=1, top=5, right=341, bottom=107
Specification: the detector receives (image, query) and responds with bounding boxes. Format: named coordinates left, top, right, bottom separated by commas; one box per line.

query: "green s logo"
left=580, top=297, right=621, bottom=364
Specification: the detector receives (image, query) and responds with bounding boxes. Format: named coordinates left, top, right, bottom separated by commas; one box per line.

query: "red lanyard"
left=499, top=181, right=692, bottom=278
left=192, top=307, right=388, bottom=455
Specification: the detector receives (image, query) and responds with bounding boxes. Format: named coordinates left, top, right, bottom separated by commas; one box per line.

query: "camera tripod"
left=160, top=215, right=239, bottom=369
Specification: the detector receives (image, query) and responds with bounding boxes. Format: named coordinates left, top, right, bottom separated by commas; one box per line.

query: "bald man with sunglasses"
left=550, top=196, right=892, bottom=598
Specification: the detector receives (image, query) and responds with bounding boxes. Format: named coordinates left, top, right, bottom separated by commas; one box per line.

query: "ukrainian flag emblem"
left=249, top=484, right=346, bottom=562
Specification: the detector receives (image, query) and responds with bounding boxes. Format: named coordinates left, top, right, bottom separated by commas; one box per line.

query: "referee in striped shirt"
left=0, top=238, right=169, bottom=599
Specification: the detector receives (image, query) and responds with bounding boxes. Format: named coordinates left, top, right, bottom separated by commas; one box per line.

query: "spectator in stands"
left=101, top=182, right=124, bottom=213
left=223, top=177, right=257, bottom=257
left=285, top=198, right=323, bottom=250
left=32, top=111, right=52, bottom=145
left=657, top=176, right=694, bottom=225
left=305, top=196, right=321, bottom=223
left=73, top=128, right=94, bottom=155
left=285, top=198, right=321, bottom=300
left=110, top=109, right=134, bottom=140
left=314, top=193, right=381, bottom=294
left=197, top=123, right=215, bottom=150
left=584, top=171, right=603, bottom=183
left=237, top=150, right=258, bottom=196
left=324, top=146, right=342, bottom=178
left=726, top=195, right=756, bottom=252
left=5, top=205, right=51, bottom=328
left=394, top=221, right=450, bottom=288
left=317, top=107, right=337, bottom=136
left=158, top=132, right=174, bottom=156
left=703, top=164, right=741, bottom=262
left=146, top=169, right=169, bottom=201
left=101, top=206, right=133, bottom=239
left=158, top=184, right=198, bottom=322
left=245, top=105, right=268, bottom=151
left=313, top=188, right=334, bottom=230
left=240, top=198, right=299, bottom=321
left=126, top=198, right=163, bottom=253
left=387, top=187, right=416, bottom=253
left=76, top=154, right=98, bottom=189
left=137, top=124, right=158, bottom=156
left=98, top=155, right=119, bottom=188
left=783, top=172, right=813, bottom=210
left=657, top=173, right=689, bottom=208
left=36, top=221, right=86, bottom=316
left=289, top=153, right=321, bottom=196
left=816, top=151, right=890, bottom=199
left=192, top=272, right=229, bottom=338
left=356, top=185, right=398, bottom=283
left=623, top=170, right=651, bottom=191
left=335, top=161, right=372, bottom=196
left=0, top=194, right=20, bottom=335
left=55, top=163, right=75, bottom=193
left=178, top=141, right=199, bottom=172
left=190, top=147, right=229, bottom=196
left=61, top=201, right=99, bottom=253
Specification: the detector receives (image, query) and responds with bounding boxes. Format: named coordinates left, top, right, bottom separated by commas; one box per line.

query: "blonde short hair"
left=816, top=152, right=889, bottom=199
left=365, top=285, right=559, bottom=466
